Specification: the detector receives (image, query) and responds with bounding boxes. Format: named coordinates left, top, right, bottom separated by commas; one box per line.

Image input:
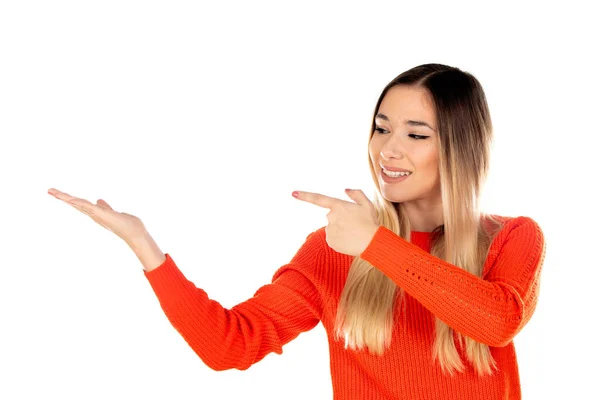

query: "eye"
left=374, top=126, right=429, bottom=140
left=409, top=134, right=429, bottom=140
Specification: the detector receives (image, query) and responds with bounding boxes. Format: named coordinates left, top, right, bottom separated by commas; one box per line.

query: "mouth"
left=381, top=167, right=412, bottom=183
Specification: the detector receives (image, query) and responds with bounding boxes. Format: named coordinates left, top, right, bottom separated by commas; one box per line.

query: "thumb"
left=346, top=189, right=378, bottom=223
left=344, top=189, right=372, bottom=206
left=96, top=199, right=114, bottom=210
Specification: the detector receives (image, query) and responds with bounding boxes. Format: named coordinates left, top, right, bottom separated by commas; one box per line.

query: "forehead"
left=377, top=86, right=436, bottom=128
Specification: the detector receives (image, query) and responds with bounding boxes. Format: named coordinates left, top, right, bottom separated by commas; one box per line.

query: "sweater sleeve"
left=142, top=230, right=325, bottom=371
left=359, top=216, right=546, bottom=347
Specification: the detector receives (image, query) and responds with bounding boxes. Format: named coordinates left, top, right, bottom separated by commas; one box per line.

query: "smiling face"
left=368, top=85, right=441, bottom=206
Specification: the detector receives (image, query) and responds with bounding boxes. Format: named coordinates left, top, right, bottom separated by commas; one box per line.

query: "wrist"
left=126, top=230, right=153, bottom=249
left=128, top=232, right=166, bottom=272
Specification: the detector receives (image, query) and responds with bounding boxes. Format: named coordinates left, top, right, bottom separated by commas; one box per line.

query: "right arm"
left=47, top=188, right=324, bottom=370
left=137, top=229, right=326, bottom=371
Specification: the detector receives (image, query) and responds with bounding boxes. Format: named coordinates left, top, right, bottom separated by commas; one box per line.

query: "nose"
left=380, top=134, right=406, bottom=160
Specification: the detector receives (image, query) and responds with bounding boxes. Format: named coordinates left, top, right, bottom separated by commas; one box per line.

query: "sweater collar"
left=410, top=230, right=432, bottom=251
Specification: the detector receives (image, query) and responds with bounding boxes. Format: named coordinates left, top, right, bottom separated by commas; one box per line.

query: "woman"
left=48, top=63, right=546, bottom=399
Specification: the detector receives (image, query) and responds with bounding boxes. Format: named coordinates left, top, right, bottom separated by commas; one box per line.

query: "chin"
left=380, top=191, right=410, bottom=204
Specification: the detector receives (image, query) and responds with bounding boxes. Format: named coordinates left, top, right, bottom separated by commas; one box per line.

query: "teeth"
left=383, top=169, right=411, bottom=178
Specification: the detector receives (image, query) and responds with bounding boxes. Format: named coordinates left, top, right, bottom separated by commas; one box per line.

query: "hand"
left=292, top=189, right=380, bottom=257
left=47, top=188, right=149, bottom=246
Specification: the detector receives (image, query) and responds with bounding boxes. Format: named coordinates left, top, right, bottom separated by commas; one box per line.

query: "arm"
left=128, top=231, right=167, bottom=272
left=359, top=216, right=546, bottom=347
left=139, top=230, right=325, bottom=371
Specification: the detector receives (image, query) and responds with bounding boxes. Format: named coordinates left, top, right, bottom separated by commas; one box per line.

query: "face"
left=368, top=85, right=441, bottom=205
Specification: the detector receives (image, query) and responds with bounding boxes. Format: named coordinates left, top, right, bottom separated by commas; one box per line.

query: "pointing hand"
left=292, top=189, right=380, bottom=257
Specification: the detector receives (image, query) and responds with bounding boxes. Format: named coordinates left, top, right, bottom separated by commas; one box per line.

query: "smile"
left=381, top=168, right=411, bottom=183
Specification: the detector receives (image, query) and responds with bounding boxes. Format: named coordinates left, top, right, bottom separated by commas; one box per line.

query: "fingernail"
left=292, top=191, right=299, bottom=198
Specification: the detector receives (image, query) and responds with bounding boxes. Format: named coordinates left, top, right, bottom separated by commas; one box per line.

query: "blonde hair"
left=334, top=64, right=506, bottom=376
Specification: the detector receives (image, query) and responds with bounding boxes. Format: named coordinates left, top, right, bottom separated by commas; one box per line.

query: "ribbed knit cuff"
left=361, top=225, right=418, bottom=268
left=359, top=225, right=441, bottom=296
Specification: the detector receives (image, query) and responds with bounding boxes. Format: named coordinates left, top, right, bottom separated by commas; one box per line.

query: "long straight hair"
left=334, top=63, right=506, bottom=376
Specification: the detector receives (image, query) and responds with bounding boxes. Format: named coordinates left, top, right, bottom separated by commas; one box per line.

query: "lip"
left=381, top=168, right=411, bottom=184
left=381, top=165, right=412, bottom=173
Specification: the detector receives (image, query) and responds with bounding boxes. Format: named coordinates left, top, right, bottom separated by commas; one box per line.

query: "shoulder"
left=482, top=214, right=546, bottom=278
left=485, top=214, right=544, bottom=242
left=271, top=225, right=329, bottom=280
left=307, top=225, right=328, bottom=243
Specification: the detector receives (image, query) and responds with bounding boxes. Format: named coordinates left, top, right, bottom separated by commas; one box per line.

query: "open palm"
left=48, top=188, right=148, bottom=245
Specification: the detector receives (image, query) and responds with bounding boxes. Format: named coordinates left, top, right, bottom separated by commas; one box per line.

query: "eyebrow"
left=375, top=113, right=436, bottom=132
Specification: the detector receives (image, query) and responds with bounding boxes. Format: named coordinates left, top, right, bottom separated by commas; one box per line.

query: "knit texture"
left=143, top=215, right=546, bottom=399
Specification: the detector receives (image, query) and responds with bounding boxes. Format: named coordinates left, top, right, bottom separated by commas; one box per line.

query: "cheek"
left=414, top=145, right=438, bottom=169
left=426, top=154, right=440, bottom=183
left=368, top=141, right=379, bottom=161
left=426, top=154, right=439, bottom=171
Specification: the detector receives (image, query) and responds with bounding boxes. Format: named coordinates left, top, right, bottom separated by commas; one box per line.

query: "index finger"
left=293, top=190, right=348, bottom=209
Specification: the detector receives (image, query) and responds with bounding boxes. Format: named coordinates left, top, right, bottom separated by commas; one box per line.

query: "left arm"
left=359, top=216, right=546, bottom=347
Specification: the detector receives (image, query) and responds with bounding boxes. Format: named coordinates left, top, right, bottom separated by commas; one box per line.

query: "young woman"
left=48, top=63, right=546, bottom=399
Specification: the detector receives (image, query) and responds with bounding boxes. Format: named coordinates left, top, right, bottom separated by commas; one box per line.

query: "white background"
left=1, top=1, right=598, bottom=399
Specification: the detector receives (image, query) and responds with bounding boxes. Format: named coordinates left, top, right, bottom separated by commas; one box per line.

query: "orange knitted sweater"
left=143, top=215, right=546, bottom=399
